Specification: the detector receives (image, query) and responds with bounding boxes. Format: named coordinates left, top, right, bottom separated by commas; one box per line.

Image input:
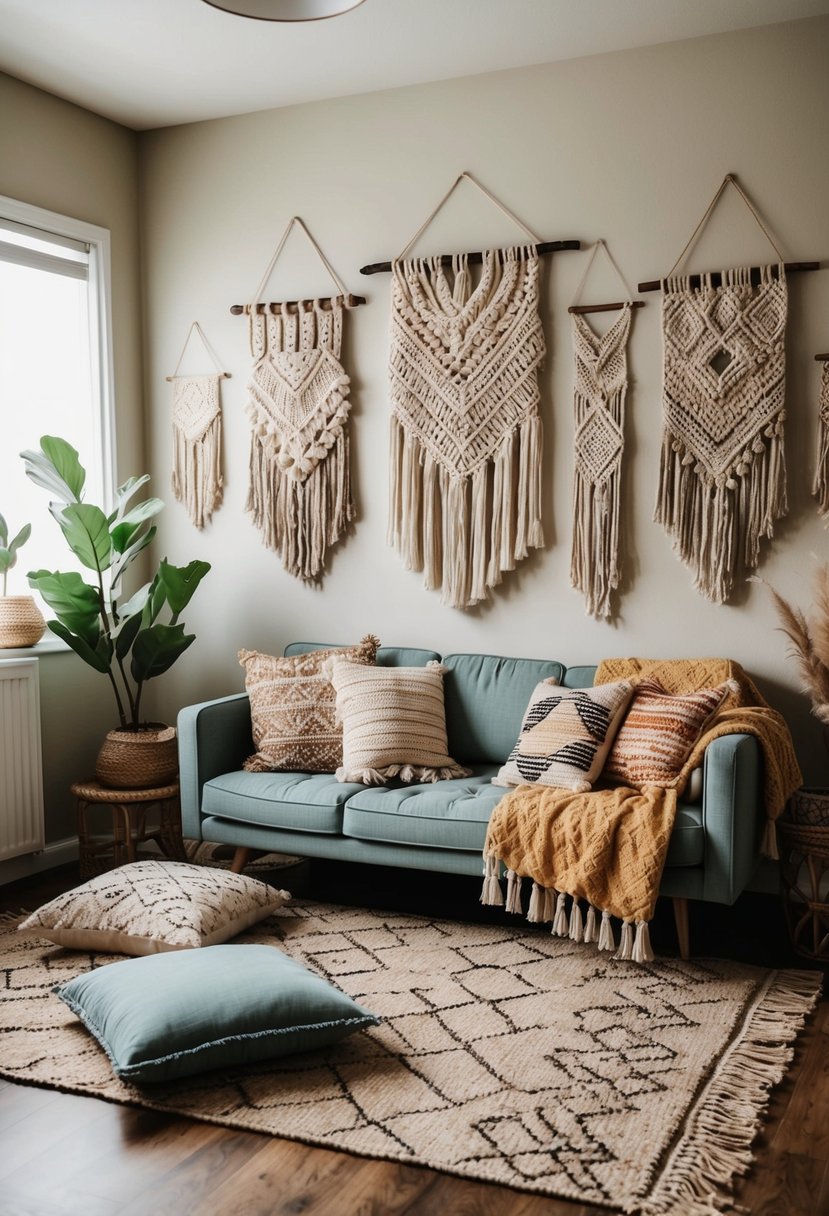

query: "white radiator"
left=0, top=658, right=45, bottom=861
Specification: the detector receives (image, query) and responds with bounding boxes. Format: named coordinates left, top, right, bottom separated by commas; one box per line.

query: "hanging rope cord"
left=570, top=238, right=635, bottom=307
left=665, top=173, right=786, bottom=280
left=249, top=216, right=350, bottom=309
left=169, top=321, right=227, bottom=379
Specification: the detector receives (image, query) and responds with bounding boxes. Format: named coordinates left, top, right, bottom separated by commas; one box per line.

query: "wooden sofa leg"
left=672, top=897, right=690, bottom=960
left=230, top=847, right=251, bottom=874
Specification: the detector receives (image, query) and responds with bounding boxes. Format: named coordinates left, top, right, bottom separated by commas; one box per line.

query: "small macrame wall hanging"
left=813, top=353, right=829, bottom=515
left=237, top=218, right=364, bottom=582
left=168, top=322, right=228, bottom=529
left=568, top=241, right=642, bottom=620
left=386, top=173, right=549, bottom=610
left=652, top=174, right=789, bottom=604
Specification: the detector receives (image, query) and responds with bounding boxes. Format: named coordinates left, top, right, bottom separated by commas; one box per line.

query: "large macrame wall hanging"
left=568, top=241, right=641, bottom=620
left=240, top=218, right=362, bottom=582
left=813, top=355, right=829, bottom=515
left=654, top=175, right=789, bottom=604
left=388, top=174, right=547, bottom=609
left=168, top=322, right=228, bottom=530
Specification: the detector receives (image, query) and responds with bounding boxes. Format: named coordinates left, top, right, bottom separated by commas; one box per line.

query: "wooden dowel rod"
left=638, top=261, right=820, bottom=292
left=359, top=239, right=581, bottom=276
left=165, top=371, right=230, bottom=381
left=568, top=300, right=645, bottom=316
left=815, top=353, right=829, bottom=361
left=230, top=293, right=366, bottom=315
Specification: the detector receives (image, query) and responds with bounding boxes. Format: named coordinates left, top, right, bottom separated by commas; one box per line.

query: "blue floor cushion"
left=56, top=943, right=379, bottom=1083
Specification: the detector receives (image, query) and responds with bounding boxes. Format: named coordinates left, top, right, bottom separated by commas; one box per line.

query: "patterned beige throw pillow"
left=17, top=860, right=290, bottom=956
left=493, top=678, right=634, bottom=793
left=239, top=634, right=379, bottom=773
left=329, top=658, right=471, bottom=785
left=603, top=676, right=732, bottom=787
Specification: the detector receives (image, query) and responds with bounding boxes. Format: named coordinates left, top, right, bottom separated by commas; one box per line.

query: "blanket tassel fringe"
left=632, top=970, right=821, bottom=1215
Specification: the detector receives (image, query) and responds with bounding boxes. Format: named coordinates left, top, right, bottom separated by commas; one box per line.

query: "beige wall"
left=138, top=16, right=829, bottom=781
left=0, top=73, right=143, bottom=846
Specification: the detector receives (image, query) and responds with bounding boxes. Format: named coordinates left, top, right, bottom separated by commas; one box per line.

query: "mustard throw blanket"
left=482, top=658, right=802, bottom=962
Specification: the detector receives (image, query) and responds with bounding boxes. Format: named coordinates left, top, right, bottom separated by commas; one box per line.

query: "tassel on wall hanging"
left=568, top=241, right=642, bottom=620
left=233, top=218, right=365, bottom=582
left=813, top=353, right=829, bottom=515
left=381, top=172, right=579, bottom=610
left=648, top=174, right=792, bottom=604
left=168, top=322, right=228, bottom=529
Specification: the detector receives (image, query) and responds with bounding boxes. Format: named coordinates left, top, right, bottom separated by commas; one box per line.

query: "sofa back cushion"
left=442, top=653, right=565, bottom=765
left=562, top=665, right=597, bottom=689
left=285, top=643, right=440, bottom=668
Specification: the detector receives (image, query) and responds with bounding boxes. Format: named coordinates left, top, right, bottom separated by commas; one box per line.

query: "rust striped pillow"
left=603, top=677, right=730, bottom=787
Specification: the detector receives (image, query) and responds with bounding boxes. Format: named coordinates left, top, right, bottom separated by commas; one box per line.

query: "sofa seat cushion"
left=342, top=766, right=505, bottom=852
left=203, top=771, right=365, bottom=834
left=344, top=774, right=703, bottom=867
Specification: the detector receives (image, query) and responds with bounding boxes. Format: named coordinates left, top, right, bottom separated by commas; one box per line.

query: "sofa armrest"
left=700, top=733, right=763, bottom=904
left=177, top=694, right=253, bottom=841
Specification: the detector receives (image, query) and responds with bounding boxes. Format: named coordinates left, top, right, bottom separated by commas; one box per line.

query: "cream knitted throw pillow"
left=329, top=658, right=471, bottom=785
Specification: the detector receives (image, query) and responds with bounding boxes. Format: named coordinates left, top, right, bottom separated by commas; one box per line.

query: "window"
left=0, top=195, right=115, bottom=590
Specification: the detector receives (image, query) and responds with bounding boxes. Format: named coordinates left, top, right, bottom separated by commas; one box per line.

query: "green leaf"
left=20, top=436, right=86, bottom=503
left=48, top=619, right=112, bottom=674
left=116, top=582, right=152, bottom=622
left=0, top=550, right=12, bottom=574
left=53, top=503, right=112, bottom=571
left=9, top=523, right=31, bottom=555
left=109, top=499, right=163, bottom=554
left=27, top=569, right=101, bottom=646
left=110, top=525, right=156, bottom=591
left=115, top=610, right=143, bottom=662
left=157, top=558, right=211, bottom=615
left=131, top=623, right=194, bottom=684
left=0, top=513, right=7, bottom=545
left=141, top=571, right=167, bottom=627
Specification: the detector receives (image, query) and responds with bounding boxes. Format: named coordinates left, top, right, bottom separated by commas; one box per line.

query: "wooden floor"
left=1, top=860, right=828, bottom=1216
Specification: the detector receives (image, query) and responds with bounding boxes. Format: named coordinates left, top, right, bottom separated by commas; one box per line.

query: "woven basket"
left=778, top=788, right=829, bottom=960
left=95, top=725, right=178, bottom=790
left=0, top=596, right=46, bottom=648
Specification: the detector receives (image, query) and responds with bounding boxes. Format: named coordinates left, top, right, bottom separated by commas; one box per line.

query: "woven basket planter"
left=778, top=788, right=829, bottom=960
left=95, top=725, right=178, bottom=790
left=0, top=596, right=46, bottom=648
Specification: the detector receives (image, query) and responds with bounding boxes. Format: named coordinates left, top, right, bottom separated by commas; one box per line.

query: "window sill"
left=0, top=635, right=70, bottom=658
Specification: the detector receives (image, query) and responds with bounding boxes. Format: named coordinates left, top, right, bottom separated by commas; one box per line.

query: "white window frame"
left=0, top=193, right=117, bottom=507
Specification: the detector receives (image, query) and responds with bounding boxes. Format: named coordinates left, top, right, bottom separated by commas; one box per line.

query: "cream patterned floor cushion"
left=18, top=860, right=290, bottom=956
left=239, top=634, right=379, bottom=772
left=494, top=678, right=634, bottom=792
left=329, top=658, right=471, bottom=785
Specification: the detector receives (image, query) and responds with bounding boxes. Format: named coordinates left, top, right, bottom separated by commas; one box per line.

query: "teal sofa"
left=178, top=645, right=765, bottom=957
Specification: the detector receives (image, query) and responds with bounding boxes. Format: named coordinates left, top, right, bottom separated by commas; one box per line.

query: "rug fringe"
left=631, top=969, right=822, bottom=1216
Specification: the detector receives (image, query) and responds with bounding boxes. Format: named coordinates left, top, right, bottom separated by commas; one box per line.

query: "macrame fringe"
left=336, top=760, right=470, bottom=787
left=247, top=425, right=353, bottom=583
left=813, top=363, right=829, bottom=515
left=388, top=415, right=544, bottom=609
left=633, top=969, right=821, bottom=1216
left=172, top=412, right=223, bottom=530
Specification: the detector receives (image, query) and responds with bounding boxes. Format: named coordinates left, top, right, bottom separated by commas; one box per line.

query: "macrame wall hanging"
left=235, top=218, right=364, bottom=582
left=386, top=173, right=551, bottom=610
left=168, top=322, right=228, bottom=530
left=813, top=352, right=829, bottom=516
left=568, top=241, right=642, bottom=620
left=651, top=174, right=790, bottom=604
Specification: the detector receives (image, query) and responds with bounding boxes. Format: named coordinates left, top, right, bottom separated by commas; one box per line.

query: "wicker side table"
left=778, top=787, right=829, bottom=961
left=72, top=780, right=186, bottom=878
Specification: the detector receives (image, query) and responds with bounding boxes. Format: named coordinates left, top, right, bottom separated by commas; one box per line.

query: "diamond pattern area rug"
left=0, top=902, right=820, bottom=1215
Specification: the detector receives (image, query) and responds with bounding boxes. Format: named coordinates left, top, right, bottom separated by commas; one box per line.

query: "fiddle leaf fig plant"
left=0, top=512, right=32, bottom=596
left=21, top=435, right=210, bottom=731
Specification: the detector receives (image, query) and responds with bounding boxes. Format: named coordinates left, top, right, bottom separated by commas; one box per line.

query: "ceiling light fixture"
left=201, top=0, right=366, bottom=20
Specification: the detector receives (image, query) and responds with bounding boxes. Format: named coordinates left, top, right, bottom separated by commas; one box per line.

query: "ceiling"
left=0, top=0, right=827, bottom=131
